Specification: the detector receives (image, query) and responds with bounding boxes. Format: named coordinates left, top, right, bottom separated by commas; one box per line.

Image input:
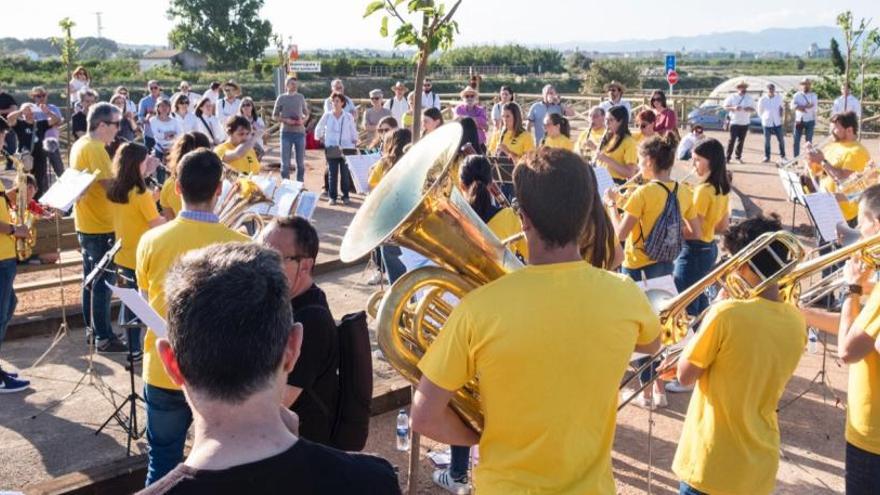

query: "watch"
left=847, top=284, right=864, bottom=297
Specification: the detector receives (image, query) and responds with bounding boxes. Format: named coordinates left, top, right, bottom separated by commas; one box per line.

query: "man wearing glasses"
left=138, top=80, right=166, bottom=154
left=411, top=78, right=441, bottom=111
left=599, top=81, right=632, bottom=115
left=29, top=86, right=65, bottom=180
left=70, top=103, right=128, bottom=353
left=677, top=124, right=707, bottom=161
left=261, top=217, right=341, bottom=448
left=528, top=84, right=574, bottom=143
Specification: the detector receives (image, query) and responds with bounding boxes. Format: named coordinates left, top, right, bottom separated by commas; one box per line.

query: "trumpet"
left=618, top=231, right=806, bottom=410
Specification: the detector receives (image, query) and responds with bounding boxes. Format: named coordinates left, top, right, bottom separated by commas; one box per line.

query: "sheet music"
left=804, top=192, right=847, bottom=243
left=39, top=168, right=98, bottom=211
left=247, top=179, right=303, bottom=217
left=634, top=275, right=679, bottom=297
left=346, top=153, right=381, bottom=194
left=777, top=167, right=807, bottom=204
left=593, top=166, right=615, bottom=196
left=106, top=283, right=167, bottom=338
left=294, top=191, right=318, bottom=220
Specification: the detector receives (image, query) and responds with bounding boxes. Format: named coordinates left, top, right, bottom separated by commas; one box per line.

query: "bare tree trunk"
left=844, top=37, right=852, bottom=112
left=411, top=47, right=428, bottom=142
left=858, top=60, right=866, bottom=135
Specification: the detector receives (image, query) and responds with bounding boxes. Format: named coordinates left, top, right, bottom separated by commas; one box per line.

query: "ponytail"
left=460, top=155, right=497, bottom=223
left=467, top=180, right=495, bottom=223
left=638, top=133, right=677, bottom=173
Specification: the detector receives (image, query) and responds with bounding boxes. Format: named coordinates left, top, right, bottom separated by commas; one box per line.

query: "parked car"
left=687, top=104, right=762, bottom=132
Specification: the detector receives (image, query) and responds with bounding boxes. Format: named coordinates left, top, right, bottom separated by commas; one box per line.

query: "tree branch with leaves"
left=836, top=11, right=869, bottom=112
left=364, top=0, right=462, bottom=141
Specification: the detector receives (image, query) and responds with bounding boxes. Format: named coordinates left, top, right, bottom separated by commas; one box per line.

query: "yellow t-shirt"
left=487, top=129, right=535, bottom=159
left=402, top=112, right=413, bottom=128
left=622, top=180, right=696, bottom=269
left=673, top=297, right=805, bottom=495
left=214, top=142, right=260, bottom=175
left=71, top=136, right=114, bottom=234
left=692, top=183, right=730, bottom=243
left=112, top=189, right=160, bottom=270
left=819, top=140, right=871, bottom=221
left=419, top=261, right=661, bottom=495
left=575, top=128, right=604, bottom=156
left=846, top=284, right=880, bottom=454
left=486, top=207, right=528, bottom=262
left=159, top=179, right=182, bottom=218
left=368, top=159, right=391, bottom=190
left=0, top=183, right=16, bottom=261
left=600, top=135, right=638, bottom=181
left=137, top=217, right=249, bottom=390
left=541, top=134, right=573, bottom=151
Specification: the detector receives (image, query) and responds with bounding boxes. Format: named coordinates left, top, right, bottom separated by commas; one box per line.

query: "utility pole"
left=94, top=12, right=103, bottom=38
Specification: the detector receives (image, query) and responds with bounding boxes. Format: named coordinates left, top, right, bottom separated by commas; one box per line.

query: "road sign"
left=666, top=70, right=679, bottom=86
left=289, top=44, right=299, bottom=61
left=289, top=60, right=321, bottom=73
left=665, top=54, right=676, bottom=74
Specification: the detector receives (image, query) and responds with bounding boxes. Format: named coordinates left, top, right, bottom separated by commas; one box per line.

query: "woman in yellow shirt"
left=673, top=138, right=730, bottom=317
left=487, top=102, right=535, bottom=162
left=368, top=128, right=412, bottom=190
left=541, top=113, right=573, bottom=151
left=107, top=142, right=166, bottom=358
left=214, top=116, right=261, bottom=176
left=606, top=134, right=700, bottom=409
left=632, top=109, right=657, bottom=144
left=596, top=105, right=638, bottom=184
left=160, top=132, right=211, bottom=220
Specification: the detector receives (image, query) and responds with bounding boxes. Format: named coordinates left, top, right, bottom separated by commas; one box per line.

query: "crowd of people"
left=0, top=68, right=877, bottom=495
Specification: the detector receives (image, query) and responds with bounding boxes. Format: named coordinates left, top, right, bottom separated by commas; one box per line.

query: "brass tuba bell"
left=340, top=123, right=523, bottom=432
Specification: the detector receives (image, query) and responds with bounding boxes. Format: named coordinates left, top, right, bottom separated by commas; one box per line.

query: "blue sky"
left=6, top=0, right=878, bottom=49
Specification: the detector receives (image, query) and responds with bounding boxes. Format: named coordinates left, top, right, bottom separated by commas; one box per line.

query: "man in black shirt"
left=261, top=216, right=341, bottom=447
left=71, top=89, right=98, bottom=139
left=0, top=87, right=18, bottom=165
left=6, top=103, right=59, bottom=197
left=139, top=242, right=399, bottom=495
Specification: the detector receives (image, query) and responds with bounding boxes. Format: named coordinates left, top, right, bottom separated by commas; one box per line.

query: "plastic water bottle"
left=396, top=409, right=410, bottom=451
left=808, top=329, right=818, bottom=354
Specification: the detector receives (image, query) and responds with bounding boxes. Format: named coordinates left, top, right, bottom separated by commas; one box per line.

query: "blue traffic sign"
left=665, top=55, right=676, bottom=74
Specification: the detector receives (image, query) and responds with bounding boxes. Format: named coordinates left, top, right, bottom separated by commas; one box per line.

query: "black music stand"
left=776, top=165, right=810, bottom=231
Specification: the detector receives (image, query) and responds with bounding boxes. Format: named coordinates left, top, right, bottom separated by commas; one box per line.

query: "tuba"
left=215, top=177, right=273, bottom=236
left=340, top=124, right=523, bottom=433
left=2, top=150, right=36, bottom=261
left=618, top=231, right=806, bottom=409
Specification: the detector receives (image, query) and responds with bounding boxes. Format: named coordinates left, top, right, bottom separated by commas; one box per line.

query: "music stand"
left=776, top=166, right=810, bottom=231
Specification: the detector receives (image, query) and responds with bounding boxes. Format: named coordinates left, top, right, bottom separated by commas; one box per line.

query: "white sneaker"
left=636, top=395, right=656, bottom=410
left=653, top=393, right=668, bottom=408
left=432, top=468, right=471, bottom=495
left=665, top=380, right=694, bottom=393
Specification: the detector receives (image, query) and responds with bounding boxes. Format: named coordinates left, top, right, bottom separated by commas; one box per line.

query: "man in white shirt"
left=723, top=80, right=756, bottom=163
left=322, top=79, right=357, bottom=120
left=832, top=84, right=862, bottom=119
left=598, top=81, right=632, bottom=115
left=384, top=81, right=409, bottom=123
left=409, top=78, right=440, bottom=111
left=790, top=77, right=818, bottom=158
left=757, top=83, right=786, bottom=163
left=202, top=81, right=221, bottom=104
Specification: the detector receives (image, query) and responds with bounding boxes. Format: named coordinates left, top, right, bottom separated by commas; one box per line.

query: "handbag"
left=324, top=113, right=347, bottom=159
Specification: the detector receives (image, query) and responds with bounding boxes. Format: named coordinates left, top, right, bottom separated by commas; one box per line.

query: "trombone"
left=618, top=231, right=806, bottom=410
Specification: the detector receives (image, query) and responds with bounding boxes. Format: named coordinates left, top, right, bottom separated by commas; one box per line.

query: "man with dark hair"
left=412, top=148, right=661, bottom=493
left=138, top=242, right=400, bottom=494
left=672, top=214, right=806, bottom=495
left=214, top=115, right=259, bottom=175
left=260, top=216, right=340, bottom=447
left=808, top=110, right=871, bottom=227
left=136, top=148, right=250, bottom=485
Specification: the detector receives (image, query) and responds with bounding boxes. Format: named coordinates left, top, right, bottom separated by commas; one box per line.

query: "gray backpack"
left=643, top=181, right=684, bottom=263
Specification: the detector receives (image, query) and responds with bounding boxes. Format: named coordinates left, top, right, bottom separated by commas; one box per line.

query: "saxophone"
left=2, top=150, right=36, bottom=261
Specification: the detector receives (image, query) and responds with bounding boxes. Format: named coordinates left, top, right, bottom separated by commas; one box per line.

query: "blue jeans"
left=674, top=240, right=718, bottom=317
left=846, top=442, right=880, bottom=495
left=762, top=125, right=786, bottom=160
left=380, top=245, right=406, bottom=285
left=117, top=267, right=142, bottom=354
left=792, top=120, right=816, bottom=158
left=281, top=131, right=306, bottom=181
left=327, top=157, right=350, bottom=201
left=0, top=258, right=18, bottom=354
left=450, top=445, right=470, bottom=481
left=78, top=232, right=116, bottom=342
left=679, top=481, right=708, bottom=495
left=144, top=384, right=192, bottom=486
left=623, top=261, right=674, bottom=384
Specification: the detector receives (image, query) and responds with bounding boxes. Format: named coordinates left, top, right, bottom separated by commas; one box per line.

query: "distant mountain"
left=558, top=26, right=839, bottom=54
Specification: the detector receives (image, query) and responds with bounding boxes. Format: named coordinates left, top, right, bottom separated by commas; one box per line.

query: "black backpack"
left=300, top=308, right=373, bottom=451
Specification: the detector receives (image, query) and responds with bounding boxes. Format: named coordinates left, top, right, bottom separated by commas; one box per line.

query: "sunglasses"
left=695, top=128, right=704, bottom=133
left=639, top=123, right=651, bottom=129
left=371, top=97, right=381, bottom=100
left=179, top=100, right=190, bottom=105
left=105, top=120, right=121, bottom=128
left=150, top=86, right=159, bottom=90
left=609, top=89, right=619, bottom=93
left=378, top=127, right=391, bottom=133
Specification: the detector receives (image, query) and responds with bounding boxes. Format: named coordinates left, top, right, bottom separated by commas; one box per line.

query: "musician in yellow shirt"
left=673, top=214, right=806, bottom=495
left=413, top=148, right=661, bottom=495
left=70, top=103, right=128, bottom=352
left=540, top=113, right=573, bottom=151
left=575, top=106, right=606, bottom=161
left=808, top=111, right=871, bottom=225
left=631, top=109, right=657, bottom=144
left=137, top=149, right=249, bottom=485
left=367, top=128, right=411, bottom=190
left=160, top=132, right=211, bottom=220
left=0, top=118, right=32, bottom=392
left=107, top=142, right=165, bottom=359
left=487, top=102, right=534, bottom=163
left=800, top=185, right=880, bottom=493
left=595, top=105, right=638, bottom=183
left=214, top=115, right=260, bottom=176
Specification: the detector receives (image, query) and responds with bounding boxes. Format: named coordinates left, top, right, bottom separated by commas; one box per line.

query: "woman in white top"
left=150, top=98, right=183, bottom=157
left=218, top=81, right=242, bottom=121
left=491, top=86, right=514, bottom=131
left=315, top=93, right=358, bottom=205
left=69, top=66, right=90, bottom=107
left=238, top=97, right=266, bottom=159
left=171, top=93, right=198, bottom=133
left=203, top=81, right=222, bottom=104
left=193, top=97, right=226, bottom=146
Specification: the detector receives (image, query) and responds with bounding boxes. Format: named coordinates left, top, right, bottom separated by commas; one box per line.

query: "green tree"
left=167, top=0, right=272, bottom=70
left=856, top=28, right=880, bottom=129
left=565, top=52, right=593, bottom=74
left=582, top=59, right=640, bottom=94
left=365, top=0, right=463, bottom=141
left=52, top=18, right=77, bottom=157
left=836, top=11, right=870, bottom=109
left=830, top=38, right=846, bottom=75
